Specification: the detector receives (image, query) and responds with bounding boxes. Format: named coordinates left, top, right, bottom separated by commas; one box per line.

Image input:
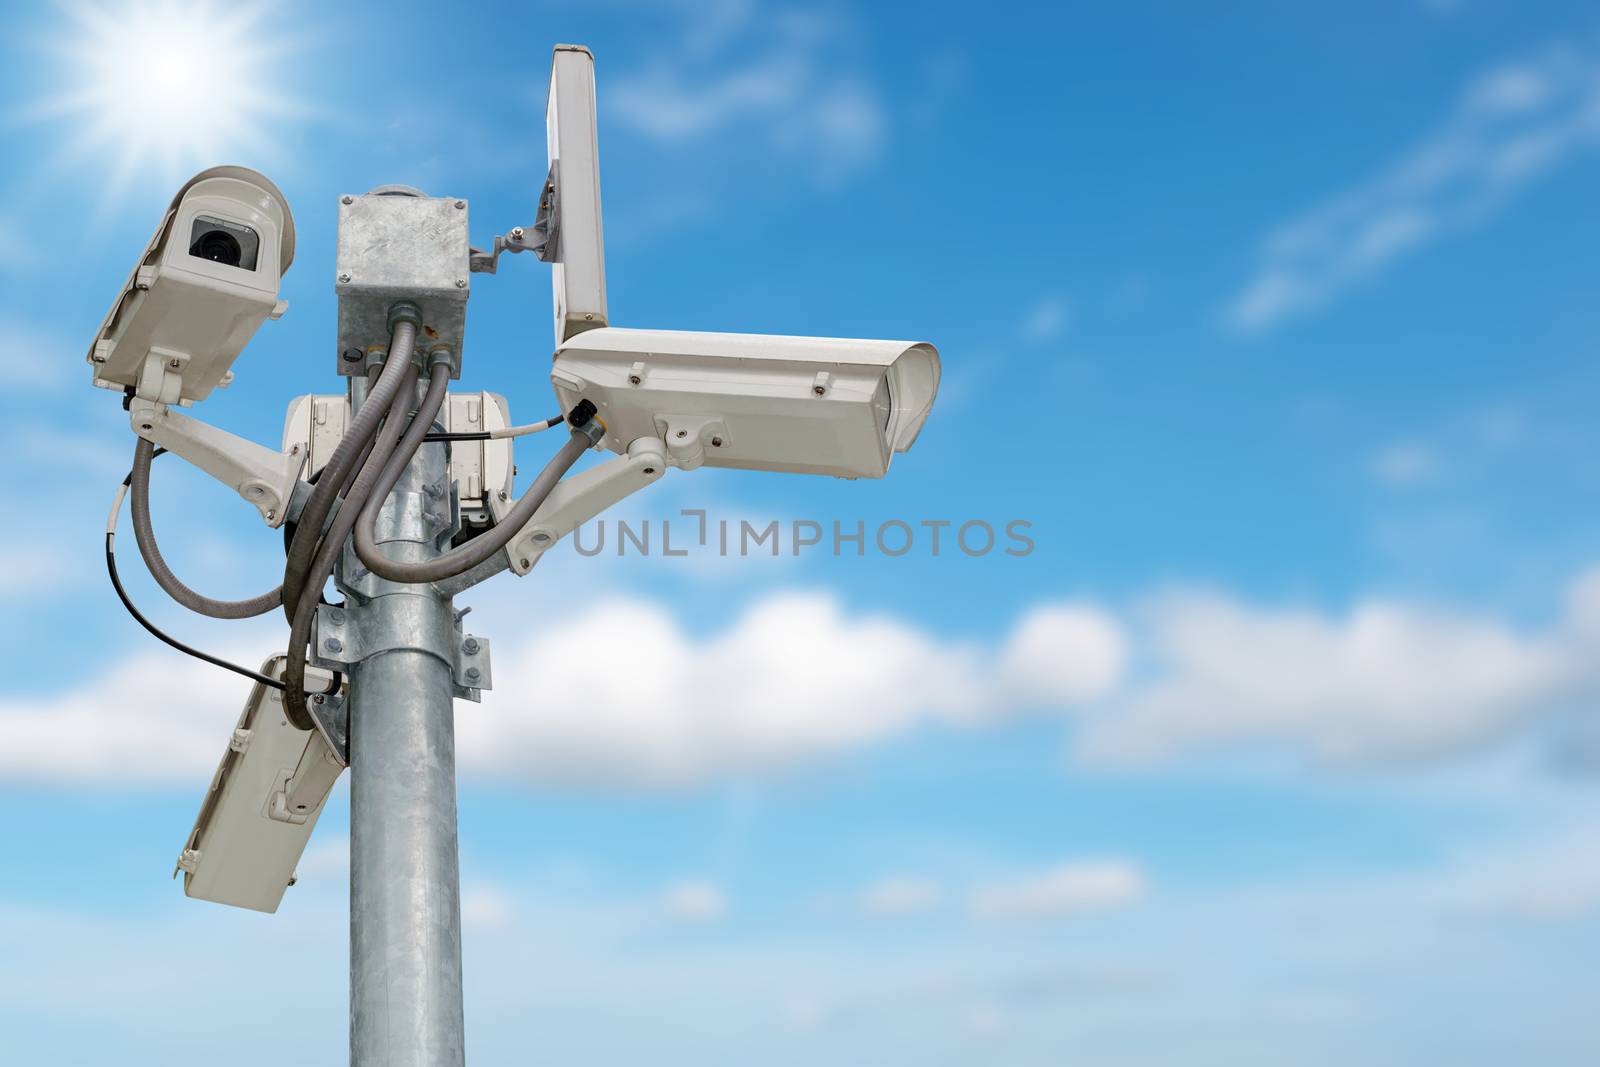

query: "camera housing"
left=177, top=657, right=343, bottom=914
left=550, top=327, right=940, bottom=479
left=88, top=165, right=294, bottom=406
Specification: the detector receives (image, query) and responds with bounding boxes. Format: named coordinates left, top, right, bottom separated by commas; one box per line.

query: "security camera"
left=178, top=656, right=343, bottom=914
left=88, top=165, right=295, bottom=406
left=550, top=327, right=940, bottom=478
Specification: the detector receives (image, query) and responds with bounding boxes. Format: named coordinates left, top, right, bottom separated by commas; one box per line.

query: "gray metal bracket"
left=305, top=687, right=350, bottom=766
left=311, top=603, right=492, bottom=703
left=469, top=165, right=558, bottom=273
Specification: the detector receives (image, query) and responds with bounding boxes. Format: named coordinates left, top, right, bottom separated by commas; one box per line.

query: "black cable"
left=106, top=449, right=339, bottom=695
left=421, top=413, right=563, bottom=442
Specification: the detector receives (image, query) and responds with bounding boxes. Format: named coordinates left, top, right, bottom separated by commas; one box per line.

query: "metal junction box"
left=335, top=191, right=470, bottom=375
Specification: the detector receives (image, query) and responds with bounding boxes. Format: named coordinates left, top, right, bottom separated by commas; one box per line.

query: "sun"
left=33, top=1, right=303, bottom=194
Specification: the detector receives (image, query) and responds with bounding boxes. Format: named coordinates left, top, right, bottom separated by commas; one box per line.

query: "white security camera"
left=88, top=165, right=295, bottom=406
left=178, top=656, right=344, bottom=914
left=550, top=327, right=940, bottom=478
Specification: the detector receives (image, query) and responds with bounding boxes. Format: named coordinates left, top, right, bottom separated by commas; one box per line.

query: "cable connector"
left=566, top=399, right=605, bottom=445
left=567, top=398, right=598, bottom=427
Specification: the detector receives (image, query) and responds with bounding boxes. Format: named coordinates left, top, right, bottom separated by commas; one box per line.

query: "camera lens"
left=190, top=229, right=243, bottom=267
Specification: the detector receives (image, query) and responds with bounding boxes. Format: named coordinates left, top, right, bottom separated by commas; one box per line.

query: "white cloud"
left=1372, top=440, right=1440, bottom=486
left=1020, top=297, right=1070, bottom=342
left=661, top=879, right=727, bottom=922
left=608, top=4, right=886, bottom=185
left=1227, top=42, right=1600, bottom=331
left=0, top=590, right=1124, bottom=786
left=1002, top=604, right=1126, bottom=705
left=13, top=566, right=1600, bottom=787
left=860, top=876, right=943, bottom=918
left=459, top=591, right=1123, bottom=787
left=970, top=860, right=1146, bottom=920
left=0, top=648, right=255, bottom=783
left=461, top=884, right=517, bottom=932
left=1080, top=570, right=1600, bottom=766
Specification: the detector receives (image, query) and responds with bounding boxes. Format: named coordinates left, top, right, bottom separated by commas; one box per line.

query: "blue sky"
left=2, top=0, right=1600, bottom=1063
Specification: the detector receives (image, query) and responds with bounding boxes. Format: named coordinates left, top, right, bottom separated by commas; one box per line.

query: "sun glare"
left=38, top=1, right=302, bottom=194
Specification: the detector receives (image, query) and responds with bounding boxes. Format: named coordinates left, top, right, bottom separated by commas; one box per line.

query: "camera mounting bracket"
left=128, top=397, right=306, bottom=527
left=503, top=435, right=667, bottom=575
left=468, top=165, right=559, bottom=274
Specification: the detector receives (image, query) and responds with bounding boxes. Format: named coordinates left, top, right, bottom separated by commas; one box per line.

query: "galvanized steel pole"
left=344, top=375, right=466, bottom=1066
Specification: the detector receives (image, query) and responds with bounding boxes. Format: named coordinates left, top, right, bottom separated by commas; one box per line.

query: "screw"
left=324, top=637, right=343, bottom=655
left=313, top=693, right=325, bottom=705
left=455, top=200, right=466, bottom=209
left=643, top=467, right=656, bottom=475
left=519, top=558, right=530, bottom=568
left=139, top=422, right=152, bottom=431
left=628, top=374, right=642, bottom=385
left=341, top=195, right=353, bottom=205
left=455, top=278, right=466, bottom=288
left=675, top=429, right=688, bottom=439
left=266, top=510, right=276, bottom=522
left=167, top=357, right=182, bottom=369
left=339, top=272, right=352, bottom=283
left=498, top=490, right=508, bottom=501
left=341, top=347, right=363, bottom=364
left=328, top=608, right=346, bottom=625
left=465, top=667, right=481, bottom=682
left=510, top=226, right=525, bottom=239
left=813, top=385, right=826, bottom=396
left=711, top=436, right=723, bottom=447
left=462, top=637, right=480, bottom=655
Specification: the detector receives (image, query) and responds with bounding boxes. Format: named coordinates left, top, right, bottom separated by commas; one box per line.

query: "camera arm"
left=432, top=435, right=666, bottom=597
left=128, top=397, right=305, bottom=528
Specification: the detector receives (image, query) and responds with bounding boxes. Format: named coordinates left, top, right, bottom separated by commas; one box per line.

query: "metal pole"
left=344, top=375, right=466, bottom=1066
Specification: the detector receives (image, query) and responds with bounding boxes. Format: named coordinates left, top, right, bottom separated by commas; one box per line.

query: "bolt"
left=711, top=436, right=723, bottom=447
left=455, top=278, right=466, bottom=288
left=675, top=429, right=688, bottom=439
left=642, top=467, right=656, bottom=475
left=510, top=226, right=525, bottom=239
left=519, top=558, right=531, bottom=568
left=628, top=374, right=642, bottom=385
left=266, top=510, right=276, bottom=522
left=328, top=608, right=346, bottom=625
left=584, top=313, right=595, bottom=321
left=313, top=693, right=325, bottom=705
left=341, top=195, right=353, bottom=205
left=341, top=347, right=363, bottom=364
left=465, top=667, right=481, bottom=682
left=139, top=422, right=152, bottom=431
left=455, top=200, right=466, bottom=209
left=462, top=637, right=480, bottom=655
left=813, top=385, right=826, bottom=396
left=324, top=637, right=343, bottom=655
left=167, top=357, right=182, bottom=369
left=498, top=490, right=509, bottom=501
left=338, top=272, right=352, bottom=283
